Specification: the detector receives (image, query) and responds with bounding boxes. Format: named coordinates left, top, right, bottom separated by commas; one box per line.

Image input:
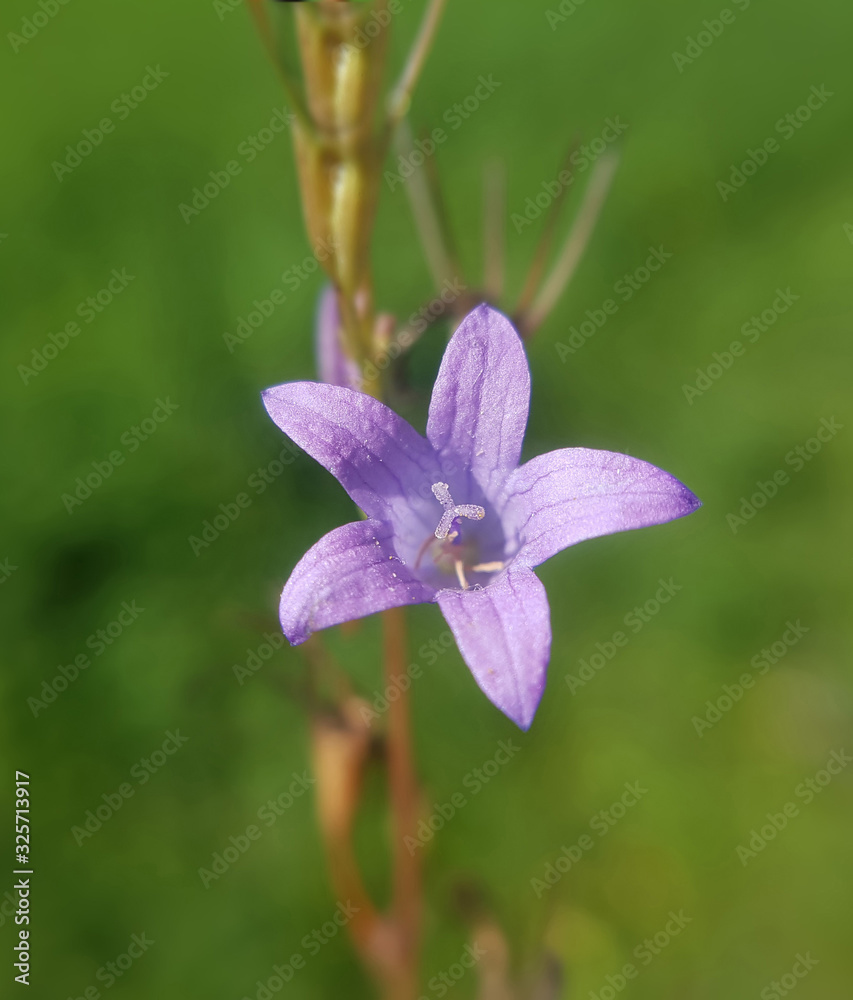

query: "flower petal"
left=437, top=570, right=551, bottom=730
left=502, top=448, right=702, bottom=568
left=262, top=382, right=441, bottom=522
left=280, top=519, right=436, bottom=645
left=315, top=285, right=361, bottom=390
left=427, top=304, right=530, bottom=499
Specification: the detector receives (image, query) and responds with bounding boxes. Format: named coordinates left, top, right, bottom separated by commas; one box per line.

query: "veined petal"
left=502, top=448, right=702, bottom=568
left=280, top=519, right=435, bottom=645
left=427, top=304, right=530, bottom=499
left=438, top=570, right=551, bottom=730
left=315, top=285, right=361, bottom=390
left=262, top=382, right=441, bottom=522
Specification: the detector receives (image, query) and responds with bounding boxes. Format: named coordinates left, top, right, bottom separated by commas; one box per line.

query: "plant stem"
left=245, top=0, right=312, bottom=130
left=386, top=0, right=450, bottom=131
left=513, top=136, right=579, bottom=320
left=382, top=606, right=422, bottom=1000
left=521, top=151, right=620, bottom=335
left=395, top=121, right=458, bottom=292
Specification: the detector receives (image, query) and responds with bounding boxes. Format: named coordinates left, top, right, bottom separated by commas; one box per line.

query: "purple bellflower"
left=315, top=285, right=361, bottom=391
left=262, top=304, right=701, bottom=730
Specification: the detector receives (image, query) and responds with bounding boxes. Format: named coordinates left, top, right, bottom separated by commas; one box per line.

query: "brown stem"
left=395, top=120, right=458, bottom=292
left=245, top=0, right=312, bottom=130
left=520, top=150, right=620, bottom=336
left=383, top=606, right=422, bottom=1000
left=423, top=136, right=461, bottom=280
left=513, top=136, right=580, bottom=320
left=386, top=0, right=450, bottom=131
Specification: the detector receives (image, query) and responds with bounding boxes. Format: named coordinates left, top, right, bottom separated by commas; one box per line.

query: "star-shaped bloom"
left=263, top=304, right=701, bottom=730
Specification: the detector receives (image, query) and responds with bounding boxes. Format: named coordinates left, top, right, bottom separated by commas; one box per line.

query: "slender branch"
left=396, top=119, right=458, bottom=291
left=520, top=150, right=620, bottom=336
left=514, top=136, right=579, bottom=317
left=473, top=922, right=515, bottom=1000
left=306, top=628, right=421, bottom=999
left=383, top=606, right=422, bottom=1000
left=245, top=0, right=313, bottom=131
left=482, top=160, right=506, bottom=301
left=386, top=0, right=450, bottom=129
left=309, top=706, right=383, bottom=962
left=423, top=135, right=460, bottom=278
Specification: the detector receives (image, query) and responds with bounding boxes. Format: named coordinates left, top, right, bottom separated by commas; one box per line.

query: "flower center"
left=412, top=482, right=504, bottom=590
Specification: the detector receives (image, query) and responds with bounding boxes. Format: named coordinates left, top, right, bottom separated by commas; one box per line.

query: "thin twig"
left=396, top=119, right=458, bottom=291
left=386, top=0, right=449, bottom=129
left=383, top=607, right=422, bottom=1000
left=521, top=150, right=620, bottom=336
left=424, top=134, right=460, bottom=277
left=473, top=922, right=515, bottom=1000
left=245, top=0, right=312, bottom=131
left=514, top=136, right=580, bottom=317
left=309, top=707, right=382, bottom=962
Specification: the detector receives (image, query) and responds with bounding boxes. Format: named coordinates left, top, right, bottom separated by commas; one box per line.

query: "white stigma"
left=430, top=482, right=485, bottom=539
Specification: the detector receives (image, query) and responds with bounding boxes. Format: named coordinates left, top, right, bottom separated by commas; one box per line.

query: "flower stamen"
left=470, top=561, right=504, bottom=573
left=431, top=482, right=485, bottom=539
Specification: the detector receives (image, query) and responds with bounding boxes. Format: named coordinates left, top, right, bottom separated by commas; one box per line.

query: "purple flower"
left=262, top=305, right=700, bottom=730
left=315, top=285, right=361, bottom=391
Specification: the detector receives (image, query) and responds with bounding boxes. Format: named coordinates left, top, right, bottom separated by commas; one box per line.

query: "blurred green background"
left=2, top=0, right=851, bottom=997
